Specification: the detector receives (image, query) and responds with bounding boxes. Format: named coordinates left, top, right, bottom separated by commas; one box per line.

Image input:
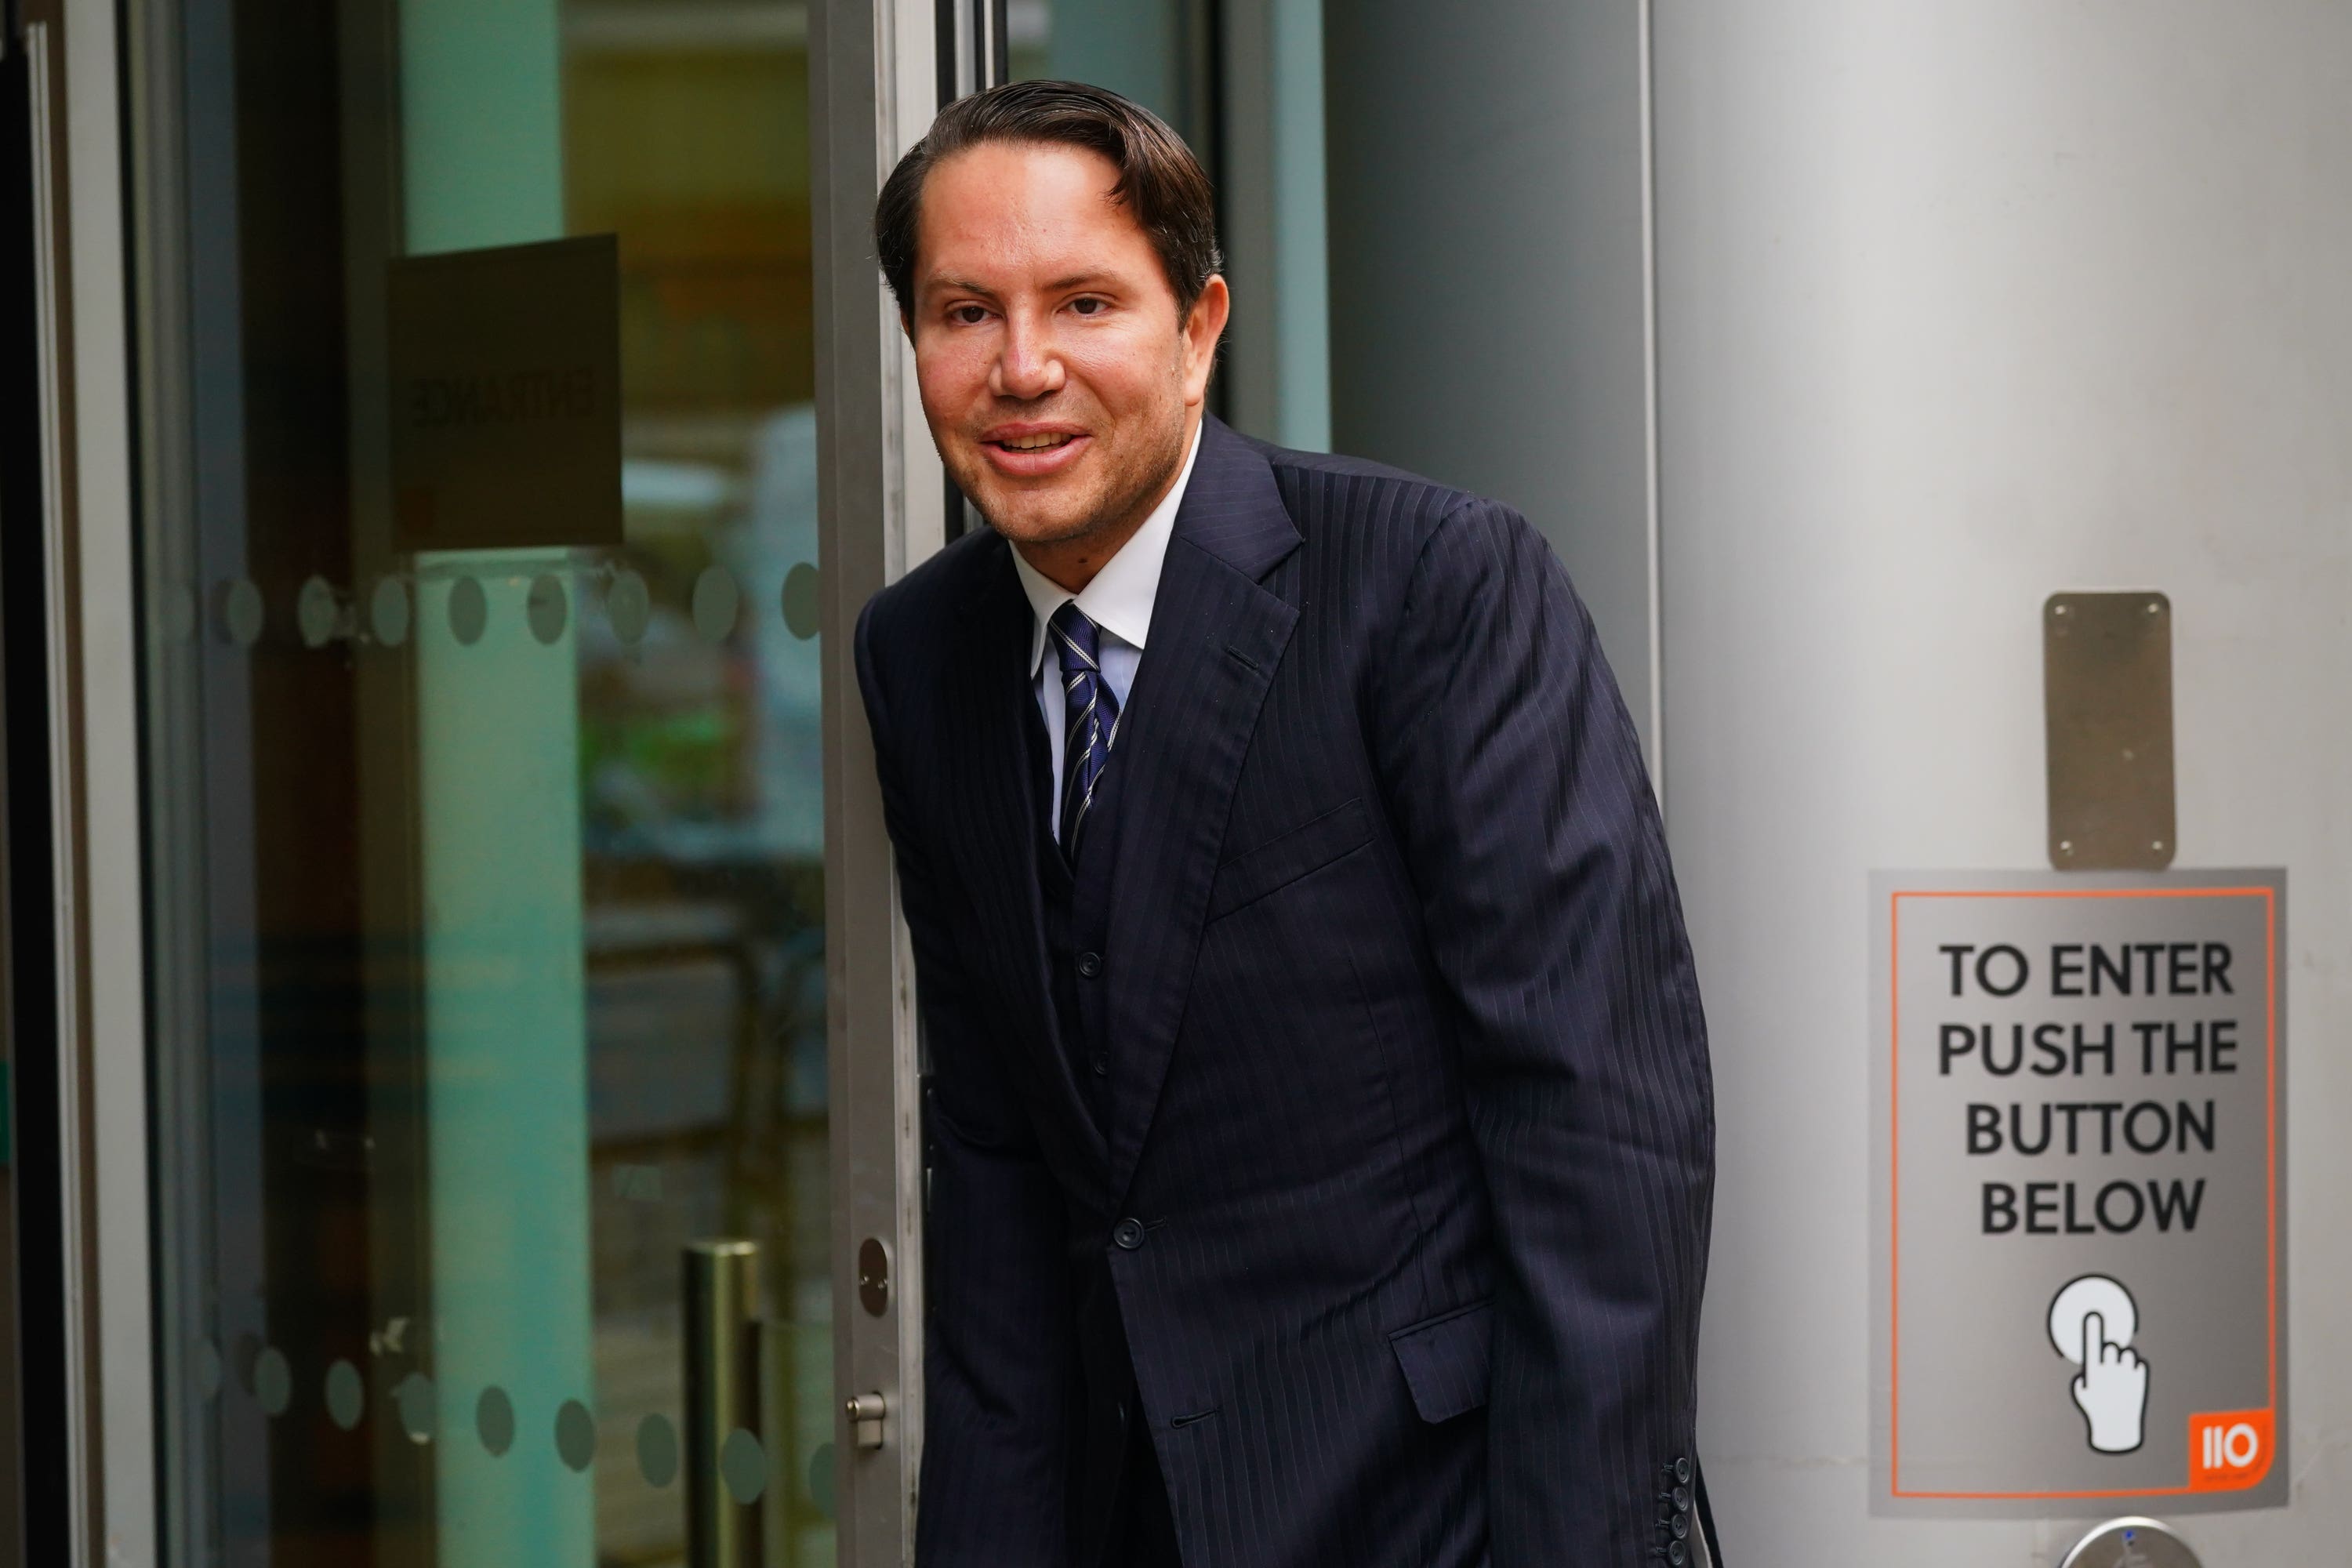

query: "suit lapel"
left=1100, top=419, right=1301, bottom=1200
left=940, top=539, right=1109, bottom=1188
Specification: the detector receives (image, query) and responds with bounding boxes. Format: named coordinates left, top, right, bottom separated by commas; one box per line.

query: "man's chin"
left=973, top=495, right=1099, bottom=547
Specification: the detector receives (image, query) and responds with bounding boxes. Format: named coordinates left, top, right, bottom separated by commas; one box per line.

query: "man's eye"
left=1070, top=297, right=1107, bottom=317
left=950, top=305, right=989, bottom=325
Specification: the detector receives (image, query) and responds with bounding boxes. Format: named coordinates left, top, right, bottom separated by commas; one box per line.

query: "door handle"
left=684, top=1239, right=762, bottom=1568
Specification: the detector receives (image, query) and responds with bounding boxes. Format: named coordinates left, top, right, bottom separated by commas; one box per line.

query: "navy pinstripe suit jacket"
left=855, top=417, right=1716, bottom=1567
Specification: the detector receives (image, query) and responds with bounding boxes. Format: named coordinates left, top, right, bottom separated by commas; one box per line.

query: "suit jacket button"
left=1076, top=951, right=1104, bottom=978
left=1673, top=1456, right=1693, bottom=1485
left=1089, top=1052, right=1109, bottom=1076
left=1112, top=1218, right=1146, bottom=1250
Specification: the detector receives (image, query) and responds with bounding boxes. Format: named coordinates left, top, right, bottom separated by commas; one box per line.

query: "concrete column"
left=1655, top=2, right=2352, bottom=1558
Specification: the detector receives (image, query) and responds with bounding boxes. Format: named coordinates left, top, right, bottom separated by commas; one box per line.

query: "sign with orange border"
left=1869, top=870, right=2286, bottom=1516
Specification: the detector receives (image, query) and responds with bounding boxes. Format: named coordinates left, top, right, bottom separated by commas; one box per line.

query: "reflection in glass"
left=1008, top=0, right=1209, bottom=145
left=130, top=0, right=832, bottom=1563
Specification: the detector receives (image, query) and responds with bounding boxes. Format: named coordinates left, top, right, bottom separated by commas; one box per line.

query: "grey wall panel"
left=1324, top=0, right=1655, bottom=759
left=1657, top=1, right=2352, bottom=1558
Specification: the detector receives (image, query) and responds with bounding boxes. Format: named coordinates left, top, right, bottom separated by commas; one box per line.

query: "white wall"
left=1657, top=2, right=2352, bottom=1560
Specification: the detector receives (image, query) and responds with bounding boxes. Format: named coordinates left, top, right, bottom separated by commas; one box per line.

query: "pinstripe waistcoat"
left=854, top=416, right=1719, bottom=1568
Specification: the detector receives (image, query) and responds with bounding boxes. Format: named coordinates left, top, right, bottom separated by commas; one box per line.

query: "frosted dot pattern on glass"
left=297, top=576, right=339, bottom=648
left=527, top=573, right=568, bottom=644
left=691, top=565, right=739, bottom=642
left=371, top=578, right=411, bottom=646
left=607, top=568, right=650, bottom=644
left=222, top=579, right=265, bottom=647
left=394, top=1372, right=435, bottom=1444
left=254, top=1347, right=292, bottom=1415
left=808, top=1440, right=836, bottom=1519
left=325, top=1359, right=365, bottom=1430
left=554, top=1399, right=597, bottom=1472
left=476, top=1385, right=516, bottom=1456
left=781, top=562, right=820, bottom=641
left=636, top=1412, right=678, bottom=1488
left=719, top=1426, right=767, bottom=1503
left=446, top=576, right=488, bottom=645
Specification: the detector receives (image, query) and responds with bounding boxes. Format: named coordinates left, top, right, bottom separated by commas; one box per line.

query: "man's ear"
left=899, top=308, right=915, bottom=343
left=1183, top=275, right=1231, bottom=401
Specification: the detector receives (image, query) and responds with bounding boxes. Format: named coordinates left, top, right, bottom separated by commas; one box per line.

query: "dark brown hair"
left=875, top=80, right=1223, bottom=324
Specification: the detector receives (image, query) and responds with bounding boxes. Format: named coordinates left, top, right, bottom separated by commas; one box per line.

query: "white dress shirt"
left=1009, top=419, right=1203, bottom=840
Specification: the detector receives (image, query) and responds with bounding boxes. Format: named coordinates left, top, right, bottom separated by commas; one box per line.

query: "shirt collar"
left=1011, top=418, right=1203, bottom=677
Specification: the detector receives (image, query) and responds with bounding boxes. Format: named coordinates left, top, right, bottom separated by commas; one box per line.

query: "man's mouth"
left=978, top=426, right=1092, bottom=477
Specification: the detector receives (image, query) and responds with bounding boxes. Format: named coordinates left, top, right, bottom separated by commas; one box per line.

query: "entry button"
left=1112, top=1218, right=1146, bottom=1250
left=1076, top=951, right=1104, bottom=979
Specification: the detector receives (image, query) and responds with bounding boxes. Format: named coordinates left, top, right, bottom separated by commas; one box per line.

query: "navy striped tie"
left=1050, top=602, right=1120, bottom=854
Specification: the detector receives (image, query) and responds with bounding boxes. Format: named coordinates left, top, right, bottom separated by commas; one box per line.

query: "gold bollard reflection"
left=684, top=1239, right=763, bottom=1568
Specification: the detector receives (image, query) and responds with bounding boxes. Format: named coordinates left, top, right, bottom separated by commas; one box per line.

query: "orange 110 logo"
left=2190, top=1410, right=2273, bottom=1490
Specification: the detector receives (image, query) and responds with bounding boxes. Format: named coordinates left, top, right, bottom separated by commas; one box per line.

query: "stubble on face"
left=906, top=140, right=1224, bottom=590
left=938, top=339, right=1190, bottom=560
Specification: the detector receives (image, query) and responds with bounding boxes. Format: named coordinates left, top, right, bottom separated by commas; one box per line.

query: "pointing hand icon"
left=2071, top=1308, right=2149, bottom=1454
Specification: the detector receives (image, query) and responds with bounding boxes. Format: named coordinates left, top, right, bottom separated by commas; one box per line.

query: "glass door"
left=123, top=1, right=862, bottom=1562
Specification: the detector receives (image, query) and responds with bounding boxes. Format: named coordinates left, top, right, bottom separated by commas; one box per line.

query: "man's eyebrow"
left=922, top=272, right=1120, bottom=299
left=924, top=276, right=1001, bottom=300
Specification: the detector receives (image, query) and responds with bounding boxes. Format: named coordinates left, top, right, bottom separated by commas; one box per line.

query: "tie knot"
left=1049, top=602, right=1103, bottom=673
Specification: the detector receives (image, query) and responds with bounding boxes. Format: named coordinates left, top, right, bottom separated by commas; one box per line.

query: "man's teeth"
left=1001, top=433, right=1074, bottom=451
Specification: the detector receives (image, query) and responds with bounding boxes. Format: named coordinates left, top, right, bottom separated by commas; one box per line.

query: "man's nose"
left=990, top=314, right=1065, bottom=401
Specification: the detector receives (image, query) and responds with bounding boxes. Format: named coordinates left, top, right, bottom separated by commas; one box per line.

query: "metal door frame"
left=11, top=0, right=161, bottom=1563
left=813, top=0, right=946, bottom=1561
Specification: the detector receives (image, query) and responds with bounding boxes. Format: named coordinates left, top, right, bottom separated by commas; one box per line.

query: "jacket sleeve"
left=1368, top=499, right=1715, bottom=1565
left=855, top=599, right=1076, bottom=1568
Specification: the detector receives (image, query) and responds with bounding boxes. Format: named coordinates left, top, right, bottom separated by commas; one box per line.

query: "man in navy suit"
left=856, top=80, right=1719, bottom=1568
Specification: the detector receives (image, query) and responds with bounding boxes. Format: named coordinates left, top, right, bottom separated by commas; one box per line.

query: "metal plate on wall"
left=2045, top=592, right=2175, bottom=870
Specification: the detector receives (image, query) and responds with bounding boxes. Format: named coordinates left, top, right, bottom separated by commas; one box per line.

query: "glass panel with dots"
left=126, top=0, right=834, bottom=1562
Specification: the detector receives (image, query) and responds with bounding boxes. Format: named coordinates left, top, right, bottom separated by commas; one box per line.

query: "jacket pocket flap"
left=1207, top=797, right=1373, bottom=921
left=1387, top=1301, right=1493, bottom=1424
